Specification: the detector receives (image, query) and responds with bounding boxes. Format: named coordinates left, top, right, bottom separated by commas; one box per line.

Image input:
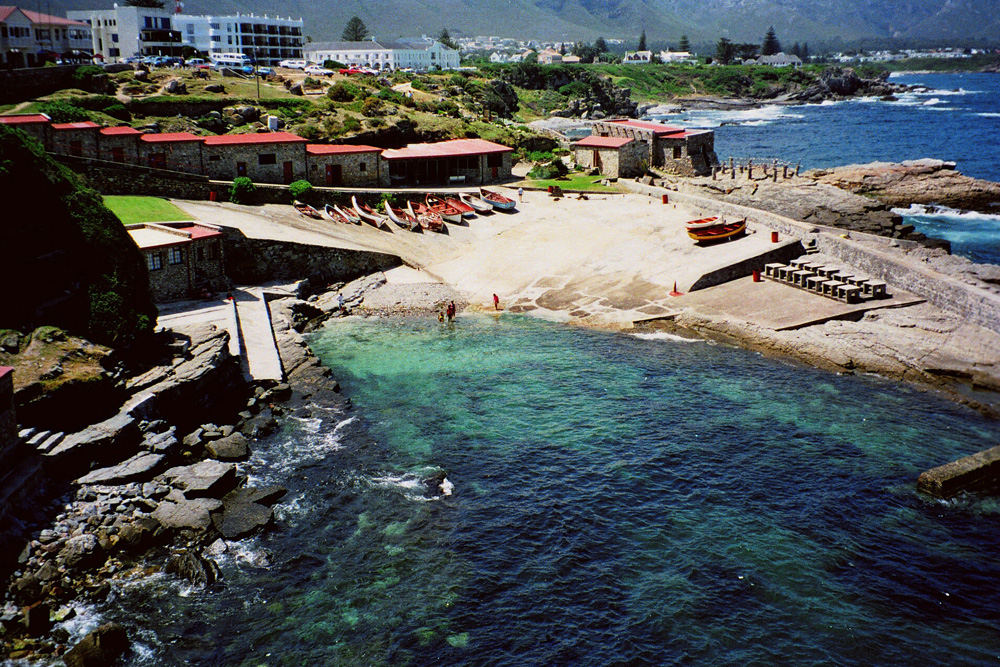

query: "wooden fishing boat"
left=408, top=201, right=445, bottom=232
left=439, top=195, right=476, bottom=218
left=459, top=192, right=492, bottom=213
left=479, top=187, right=516, bottom=210
left=353, top=195, right=391, bottom=230
left=323, top=204, right=350, bottom=223
left=384, top=200, right=419, bottom=231
left=684, top=216, right=721, bottom=230
left=423, top=194, right=463, bottom=224
left=333, top=204, right=361, bottom=225
left=687, top=217, right=747, bottom=243
left=293, top=201, right=323, bottom=219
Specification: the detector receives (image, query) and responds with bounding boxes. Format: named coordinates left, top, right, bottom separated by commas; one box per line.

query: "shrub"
left=361, top=96, right=384, bottom=117
left=303, top=76, right=320, bottom=88
left=323, top=60, right=346, bottom=70
left=71, top=65, right=105, bottom=89
left=342, top=116, right=362, bottom=133
left=295, top=123, right=321, bottom=141
left=435, top=100, right=460, bottom=117
left=528, top=160, right=568, bottom=180
left=103, top=104, right=131, bottom=121
left=229, top=177, right=256, bottom=204
left=327, top=82, right=358, bottom=102
left=288, top=179, right=312, bottom=199
left=526, top=150, right=555, bottom=163
left=558, top=80, right=590, bottom=97
left=37, top=100, right=91, bottom=123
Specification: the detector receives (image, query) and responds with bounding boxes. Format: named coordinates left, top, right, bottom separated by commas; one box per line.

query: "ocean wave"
left=649, top=104, right=803, bottom=129
left=630, top=332, right=703, bottom=343
left=370, top=466, right=452, bottom=501
left=893, top=203, right=1000, bottom=222
left=976, top=112, right=1000, bottom=118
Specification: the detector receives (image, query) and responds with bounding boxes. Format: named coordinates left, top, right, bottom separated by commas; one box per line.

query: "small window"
left=209, top=155, right=220, bottom=161
left=673, top=146, right=682, bottom=159
left=259, top=153, right=276, bottom=165
left=168, top=247, right=184, bottom=265
left=359, top=162, right=366, bottom=172
left=147, top=253, right=163, bottom=271
left=207, top=241, right=220, bottom=260
left=197, top=247, right=205, bottom=261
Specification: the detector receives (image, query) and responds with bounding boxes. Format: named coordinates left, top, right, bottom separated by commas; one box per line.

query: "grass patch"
left=523, top=173, right=623, bottom=193
left=103, top=195, right=189, bottom=225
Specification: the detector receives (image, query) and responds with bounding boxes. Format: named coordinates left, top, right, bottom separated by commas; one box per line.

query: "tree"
left=801, top=42, right=810, bottom=62
left=638, top=30, right=646, bottom=51
left=791, top=42, right=801, bottom=57
left=124, top=0, right=165, bottom=7
left=716, top=37, right=735, bottom=65
left=342, top=16, right=369, bottom=42
left=572, top=42, right=599, bottom=64
left=438, top=28, right=458, bottom=50
left=762, top=26, right=781, bottom=56
left=559, top=42, right=566, bottom=56
left=594, top=37, right=608, bottom=53
left=679, top=34, right=690, bottom=52
left=736, top=43, right=759, bottom=61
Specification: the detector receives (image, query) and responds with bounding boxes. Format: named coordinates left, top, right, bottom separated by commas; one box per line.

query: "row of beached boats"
left=293, top=188, right=517, bottom=233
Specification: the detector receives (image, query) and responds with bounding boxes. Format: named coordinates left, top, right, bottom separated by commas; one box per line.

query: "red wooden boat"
left=687, top=217, right=747, bottom=243
left=684, top=216, right=720, bottom=230
left=408, top=201, right=446, bottom=232
left=424, top=194, right=463, bottom=223
left=441, top=195, right=476, bottom=218
left=479, top=187, right=516, bottom=210
left=293, top=201, right=323, bottom=219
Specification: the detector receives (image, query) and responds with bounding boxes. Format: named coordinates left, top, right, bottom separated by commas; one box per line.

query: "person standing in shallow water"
left=447, top=301, right=456, bottom=321
left=493, top=293, right=500, bottom=310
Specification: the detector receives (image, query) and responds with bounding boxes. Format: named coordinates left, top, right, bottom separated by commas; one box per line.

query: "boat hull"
left=480, top=187, right=516, bottom=210
left=687, top=219, right=747, bottom=243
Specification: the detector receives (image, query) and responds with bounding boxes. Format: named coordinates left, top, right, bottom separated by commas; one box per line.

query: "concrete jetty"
left=918, top=445, right=1000, bottom=498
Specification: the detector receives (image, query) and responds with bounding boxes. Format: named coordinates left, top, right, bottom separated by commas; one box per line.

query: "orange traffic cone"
left=669, top=281, right=683, bottom=297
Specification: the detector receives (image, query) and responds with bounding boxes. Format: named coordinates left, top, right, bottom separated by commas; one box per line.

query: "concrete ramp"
left=233, top=287, right=284, bottom=382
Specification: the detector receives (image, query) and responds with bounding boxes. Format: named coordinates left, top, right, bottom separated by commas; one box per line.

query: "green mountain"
left=50, top=0, right=1000, bottom=46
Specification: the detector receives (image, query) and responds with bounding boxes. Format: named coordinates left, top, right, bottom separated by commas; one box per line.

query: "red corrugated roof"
left=162, top=221, right=222, bottom=240
left=382, top=138, right=512, bottom=160
left=606, top=119, right=685, bottom=136
left=574, top=135, right=634, bottom=148
left=51, top=121, right=100, bottom=130
left=140, top=132, right=204, bottom=143
left=19, top=8, right=88, bottom=25
left=100, top=126, right=141, bottom=135
left=0, top=365, right=12, bottom=380
left=307, top=143, right=381, bottom=155
left=0, top=113, right=50, bottom=125
left=203, top=131, right=307, bottom=146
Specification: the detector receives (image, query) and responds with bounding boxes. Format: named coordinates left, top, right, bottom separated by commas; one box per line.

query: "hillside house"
left=572, top=135, right=646, bottom=179
left=623, top=50, right=652, bottom=64
left=753, top=53, right=802, bottom=68
left=537, top=48, right=562, bottom=64
left=381, top=138, right=513, bottom=187
left=49, top=121, right=99, bottom=157
left=0, top=6, right=92, bottom=67
left=306, top=144, right=381, bottom=187
left=658, top=50, right=696, bottom=64
left=202, top=132, right=307, bottom=183
left=126, top=221, right=225, bottom=301
left=304, top=37, right=459, bottom=71
left=98, top=125, right=141, bottom=164
left=0, top=113, right=50, bottom=146
left=138, top=132, right=204, bottom=173
left=588, top=119, right=719, bottom=176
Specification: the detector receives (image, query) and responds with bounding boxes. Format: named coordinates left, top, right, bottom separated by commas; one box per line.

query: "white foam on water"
left=210, top=539, right=274, bottom=569
left=976, top=112, right=1000, bottom=118
left=440, top=477, right=454, bottom=496
left=630, top=332, right=703, bottom=343
left=650, top=104, right=803, bottom=129
left=893, top=203, right=1000, bottom=222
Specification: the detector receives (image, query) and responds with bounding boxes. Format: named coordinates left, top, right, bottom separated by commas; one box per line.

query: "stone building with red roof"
left=381, top=138, right=513, bottom=187
left=98, top=125, right=142, bottom=164
left=305, top=144, right=382, bottom=187
left=589, top=119, right=719, bottom=177
left=202, top=132, right=308, bottom=183
left=571, top=135, right=648, bottom=179
left=126, top=221, right=226, bottom=301
left=49, top=120, right=99, bottom=157
left=0, top=113, right=50, bottom=146
left=138, top=132, right=204, bottom=173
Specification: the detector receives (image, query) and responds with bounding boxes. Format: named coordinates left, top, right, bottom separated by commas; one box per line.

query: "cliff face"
left=0, top=126, right=157, bottom=347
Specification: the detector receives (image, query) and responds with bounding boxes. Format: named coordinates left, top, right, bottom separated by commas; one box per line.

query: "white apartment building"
left=174, top=13, right=303, bottom=67
left=67, top=5, right=180, bottom=61
left=304, top=37, right=459, bottom=71
left=1, top=6, right=92, bottom=67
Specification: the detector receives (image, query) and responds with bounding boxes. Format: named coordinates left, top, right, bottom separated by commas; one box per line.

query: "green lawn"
left=103, top=195, right=189, bottom=225
left=523, top=173, right=624, bottom=193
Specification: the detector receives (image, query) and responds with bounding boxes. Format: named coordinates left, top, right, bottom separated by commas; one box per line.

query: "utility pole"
left=254, top=46, right=260, bottom=100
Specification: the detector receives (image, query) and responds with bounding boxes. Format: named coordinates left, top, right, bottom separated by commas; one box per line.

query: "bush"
left=71, top=65, right=105, bottom=89
left=229, top=177, right=256, bottom=204
left=342, top=116, right=362, bottom=133
left=103, top=104, right=131, bottom=121
left=288, top=179, right=312, bottom=199
left=558, top=81, right=590, bottom=97
left=327, top=82, right=358, bottom=102
left=323, top=60, right=346, bottom=70
left=526, top=150, right=555, bottom=163
left=37, top=100, right=91, bottom=123
left=528, top=160, right=569, bottom=180
left=295, top=123, right=321, bottom=141
left=361, top=97, right=384, bottom=117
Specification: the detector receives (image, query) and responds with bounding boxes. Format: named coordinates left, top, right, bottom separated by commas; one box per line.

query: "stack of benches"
left=764, top=258, right=887, bottom=304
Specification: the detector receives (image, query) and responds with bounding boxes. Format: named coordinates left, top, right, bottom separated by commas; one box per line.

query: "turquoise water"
left=94, top=315, right=1000, bottom=666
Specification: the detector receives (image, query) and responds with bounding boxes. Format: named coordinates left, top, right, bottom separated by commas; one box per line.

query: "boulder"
left=144, top=428, right=178, bottom=454
left=151, top=498, right=222, bottom=531
left=164, top=78, right=187, bottom=94
left=212, top=501, right=272, bottom=540
left=161, top=459, right=239, bottom=498
left=240, top=411, right=278, bottom=439
left=23, top=602, right=51, bottom=637
left=166, top=550, right=218, bottom=587
left=57, top=534, right=104, bottom=570
left=289, top=83, right=303, bottom=96
left=63, top=622, right=129, bottom=667
left=47, top=412, right=137, bottom=465
left=204, top=432, right=249, bottom=461
left=116, top=517, right=162, bottom=551
left=133, top=70, right=148, bottom=82
left=224, top=485, right=287, bottom=507
left=76, top=453, right=165, bottom=486
left=204, top=83, right=225, bottom=93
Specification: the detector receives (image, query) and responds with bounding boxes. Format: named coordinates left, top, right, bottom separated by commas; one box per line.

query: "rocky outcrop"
left=782, top=67, right=906, bottom=104
left=805, top=159, right=1000, bottom=214
left=63, top=622, right=129, bottom=667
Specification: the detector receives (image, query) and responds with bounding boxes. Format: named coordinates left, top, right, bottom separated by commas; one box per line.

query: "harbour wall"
left=623, top=180, right=1000, bottom=335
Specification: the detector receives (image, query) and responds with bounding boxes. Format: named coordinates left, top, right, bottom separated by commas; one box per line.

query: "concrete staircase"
left=20, top=427, right=65, bottom=453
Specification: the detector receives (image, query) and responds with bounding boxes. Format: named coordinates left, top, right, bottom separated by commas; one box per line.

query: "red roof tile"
left=100, top=126, right=141, bottom=136
left=306, top=143, right=381, bottom=155
left=382, top=138, right=512, bottom=160
left=0, top=365, right=12, bottom=380
left=0, top=6, right=20, bottom=22
left=606, top=119, right=685, bottom=136
left=573, top=136, right=634, bottom=148
left=202, top=131, right=307, bottom=146
left=0, top=113, right=50, bottom=125
left=140, top=132, right=204, bottom=143
left=50, top=121, right=100, bottom=131
left=19, top=8, right=88, bottom=25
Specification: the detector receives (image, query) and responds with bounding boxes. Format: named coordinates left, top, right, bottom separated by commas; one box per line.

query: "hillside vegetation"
left=0, top=125, right=156, bottom=346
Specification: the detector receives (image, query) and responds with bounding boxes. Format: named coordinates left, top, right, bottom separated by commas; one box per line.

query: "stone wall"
left=126, top=99, right=232, bottom=118
left=49, top=127, right=98, bottom=158
left=0, top=65, right=107, bottom=104
left=97, top=133, right=141, bottom=164
left=203, top=142, right=307, bottom=183
left=222, top=229, right=401, bottom=286
left=623, top=180, right=1000, bottom=334
left=0, top=368, right=15, bottom=456
left=57, top=155, right=212, bottom=199
left=306, top=151, right=382, bottom=188
left=139, top=138, right=204, bottom=174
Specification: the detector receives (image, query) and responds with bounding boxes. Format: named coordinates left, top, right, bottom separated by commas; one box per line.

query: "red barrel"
left=209, top=191, right=218, bottom=202
left=547, top=185, right=553, bottom=193
left=771, top=231, right=779, bottom=243
left=752, top=269, right=761, bottom=282
left=662, top=194, right=669, bottom=204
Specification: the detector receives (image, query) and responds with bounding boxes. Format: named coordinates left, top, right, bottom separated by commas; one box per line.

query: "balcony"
left=140, top=29, right=182, bottom=44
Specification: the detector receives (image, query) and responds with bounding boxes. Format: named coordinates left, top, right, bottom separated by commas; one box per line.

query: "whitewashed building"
left=623, top=50, right=652, bottom=64
left=753, top=52, right=802, bottom=68
left=0, top=6, right=91, bottom=67
left=67, top=5, right=180, bottom=61
left=658, top=50, right=696, bottom=64
left=304, top=37, right=459, bottom=71
left=174, top=13, right=303, bottom=67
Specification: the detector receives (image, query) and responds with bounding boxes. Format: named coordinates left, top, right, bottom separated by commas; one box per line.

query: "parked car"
left=338, top=67, right=367, bottom=75
left=278, top=59, right=307, bottom=69
left=256, top=66, right=274, bottom=76
left=186, top=58, right=206, bottom=67
left=304, top=65, right=334, bottom=76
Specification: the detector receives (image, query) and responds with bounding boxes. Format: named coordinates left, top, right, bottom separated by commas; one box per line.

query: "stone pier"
left=917, top=445, right=1000, bottom=498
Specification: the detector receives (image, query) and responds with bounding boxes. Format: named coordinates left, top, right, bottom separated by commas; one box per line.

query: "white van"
left=210, top=52, right=253, bottom=70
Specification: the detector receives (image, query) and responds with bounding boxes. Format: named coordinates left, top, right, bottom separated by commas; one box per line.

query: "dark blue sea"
left=651, top=72, right=1000, bottom=266
left=50, top=316, right=1000, bottom=667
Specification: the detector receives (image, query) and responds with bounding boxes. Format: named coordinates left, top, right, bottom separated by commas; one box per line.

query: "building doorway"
left=283, top=161, right=293, bottom=184
left=325, top=163, right=341, bottom=186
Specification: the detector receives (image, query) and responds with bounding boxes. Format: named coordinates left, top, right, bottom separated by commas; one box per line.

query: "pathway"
left=232, top=287, right=284, bottom=382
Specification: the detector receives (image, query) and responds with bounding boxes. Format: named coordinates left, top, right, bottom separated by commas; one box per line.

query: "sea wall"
left=222, top=229, right=401, bottom=286
left=56, top=154, right=212, bottom=199
left=623, top=180, right=1000, bottom=334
